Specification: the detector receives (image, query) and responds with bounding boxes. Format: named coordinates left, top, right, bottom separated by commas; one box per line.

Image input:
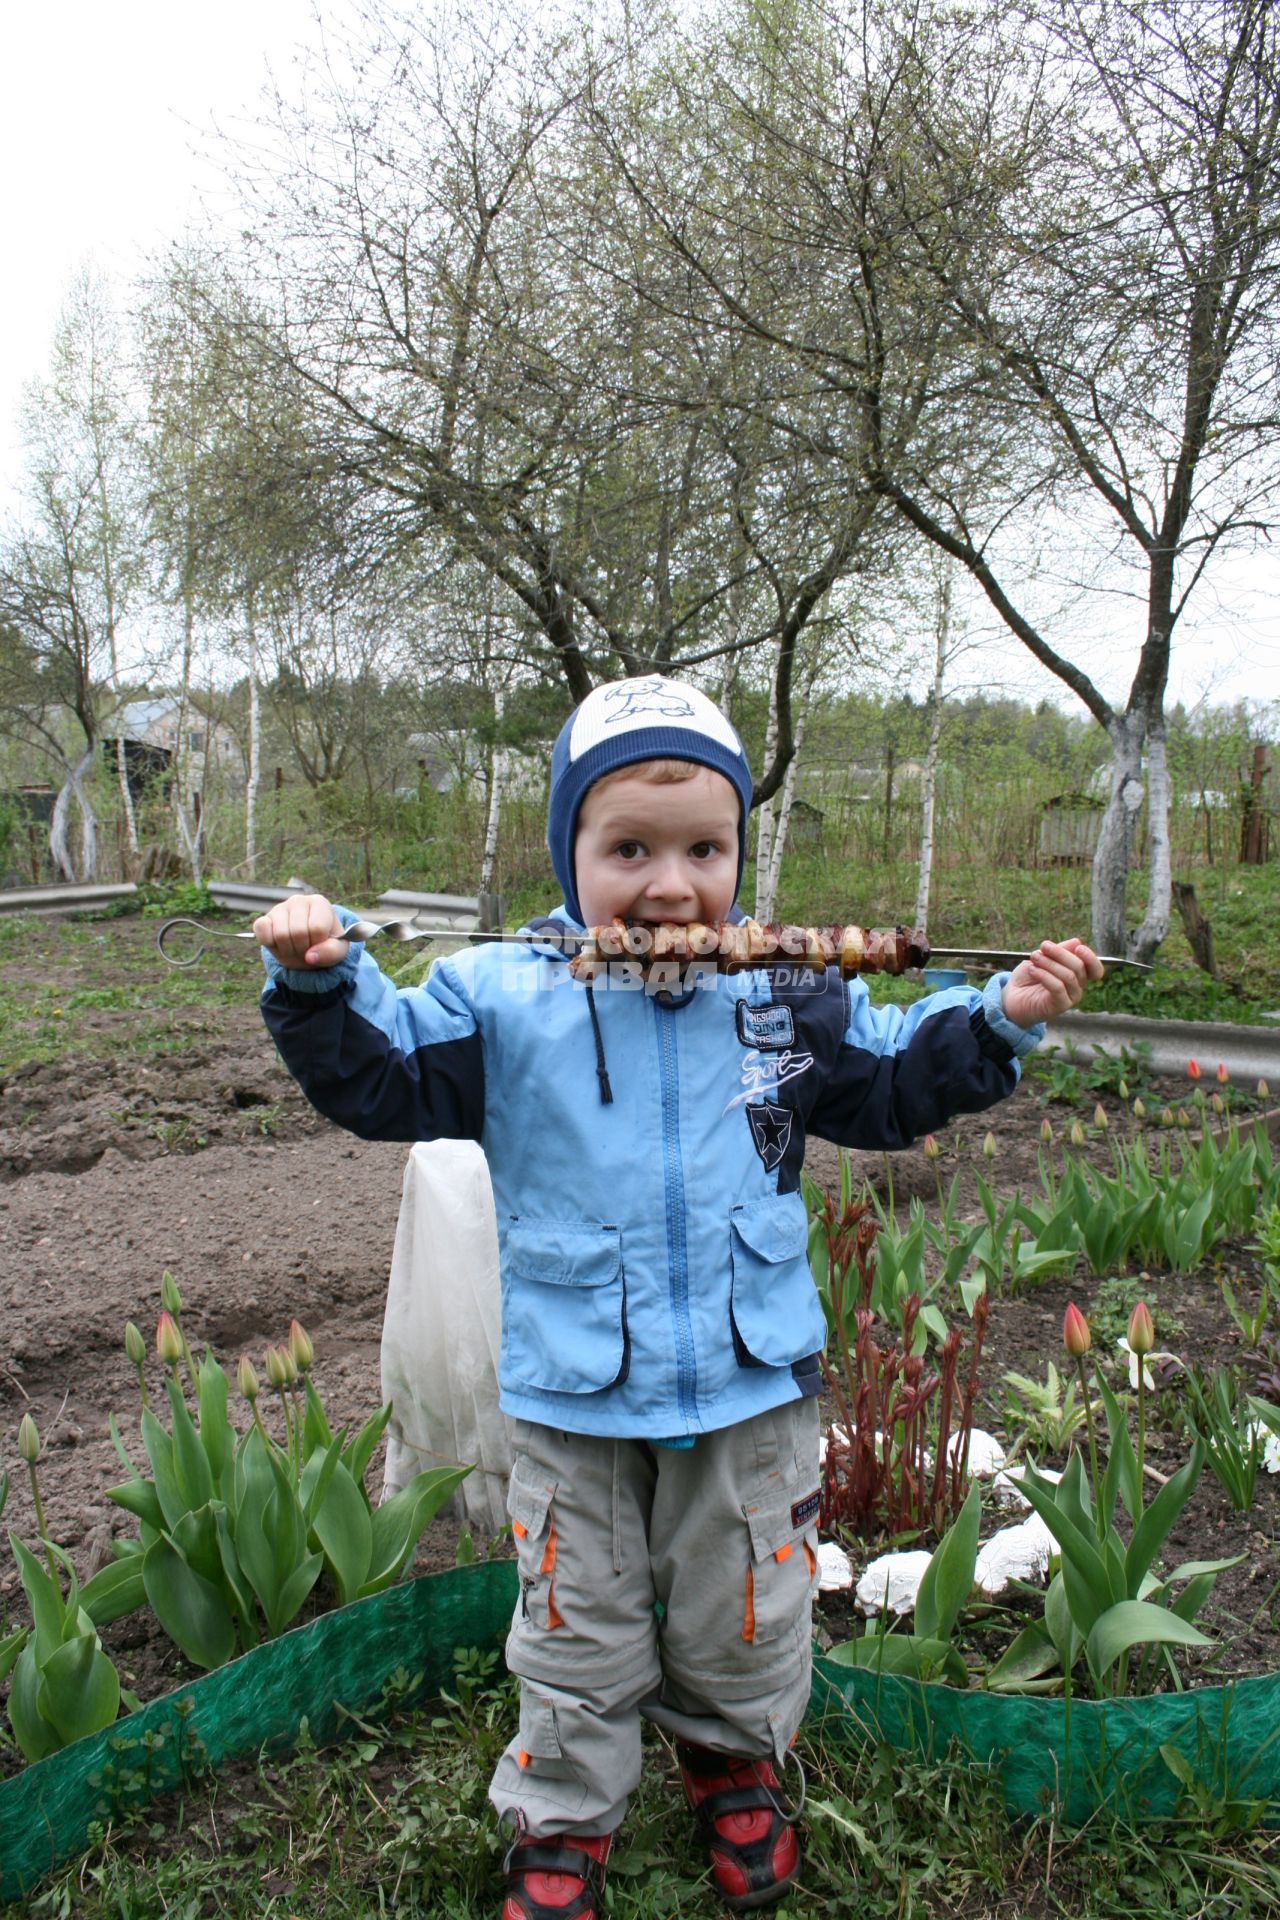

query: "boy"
left=255, top=675, right=1101, bottom=1917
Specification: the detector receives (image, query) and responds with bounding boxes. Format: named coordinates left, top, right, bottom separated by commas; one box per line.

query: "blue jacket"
left=261, top=911, right=1040, bottom=1440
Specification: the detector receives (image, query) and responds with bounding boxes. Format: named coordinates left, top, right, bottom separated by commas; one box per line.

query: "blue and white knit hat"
left=547, top=675, right=754, bottom=927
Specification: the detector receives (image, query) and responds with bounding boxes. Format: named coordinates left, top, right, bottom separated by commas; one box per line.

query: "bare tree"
left=0, top=272, right=149, bottom=879
left=866, top=0, right=1280, bottom=958
left=194, top=0, right=890, bottom=802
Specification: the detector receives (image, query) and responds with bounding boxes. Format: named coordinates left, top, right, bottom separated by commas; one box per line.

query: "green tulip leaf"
left=301, top=1377, right=334, bottom=1458
left=985, top=1622, right=1060, bottom=1692
left=166, top=1378, right=215, bottom=1513
left=359, top=1465, right=472, bottom=1595
left=36, top=1629, right=120, bottom=1746
left=105, top=1475, right=166, bottom=1534
left=196, top=1351, right=235, bottom=1496
left=8, top=1642, right=59, bottom=1762
left=140, top=1407, right=187, bottom=1531
left=8, top=1532, right=66, bottom=1656
left=0, top=1624, right=29, bottom=1689
left=80, top=1553, right=146, bottom=1627
left=1124, top=1444, right=1204, bottom=1592
left=308, top=1458, right=373, bottom=1605
left=342, top=1402, right=393, bottom=1502
left=213, top=1505, right=258, bottom=1647
left=274, top=1553, right=325, bottom=1632
left=143, top=1534, right=237, bottom=1671
left=915, top=1484, right=980, bottom=1645
left=1085, top=1599, right=1211, bottom=1681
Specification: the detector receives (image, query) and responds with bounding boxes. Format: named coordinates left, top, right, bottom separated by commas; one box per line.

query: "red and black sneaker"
left=500, top=1818, right=613, bottom=1920
left=677, top=1742, right=803, bottom=1911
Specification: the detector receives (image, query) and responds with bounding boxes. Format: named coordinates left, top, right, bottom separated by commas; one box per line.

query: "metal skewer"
left=155, top=915, right=1149, bottom=972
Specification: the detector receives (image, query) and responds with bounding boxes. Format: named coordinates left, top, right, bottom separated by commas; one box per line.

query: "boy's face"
left=573, top=766, right=740, bottom=929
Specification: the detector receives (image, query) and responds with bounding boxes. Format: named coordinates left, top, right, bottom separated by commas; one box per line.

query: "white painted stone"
left=855, top=1549, right=933, bottom=1616
left=816, top=1540, right=855, bottom=1591
left=992, top=1463, right=1063, bottom=1509
left=973, top=1514, right=1056, bottom=1597
left=947, top=1428, right=1007, bottom=1477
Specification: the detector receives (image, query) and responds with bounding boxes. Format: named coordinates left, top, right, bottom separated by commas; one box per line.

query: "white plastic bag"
left=379, top=1139, right=513, bottom=1531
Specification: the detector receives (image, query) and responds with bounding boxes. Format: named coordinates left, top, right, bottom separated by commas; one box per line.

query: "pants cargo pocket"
left=508, top=1455, right=565, bottom=1632
left=740, top=1478, right=822, bottom=1647
left=514, top=1690, right=586, bottom=1815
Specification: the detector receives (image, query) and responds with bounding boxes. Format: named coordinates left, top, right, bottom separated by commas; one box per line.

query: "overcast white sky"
left=2, top=0, right=1278, bottom=719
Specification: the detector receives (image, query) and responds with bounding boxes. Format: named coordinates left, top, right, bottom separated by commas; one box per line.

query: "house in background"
left=102, top=698, right=241, bottom=803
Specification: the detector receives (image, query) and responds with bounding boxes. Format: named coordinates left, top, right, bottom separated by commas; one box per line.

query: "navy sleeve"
left=805, top=980, right=1021, bottom=1151
left=261, top=948, right=484, bottom=1144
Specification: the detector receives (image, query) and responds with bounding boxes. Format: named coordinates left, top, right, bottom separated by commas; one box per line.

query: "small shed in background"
left=1038, top=792, right=1104, bottom=865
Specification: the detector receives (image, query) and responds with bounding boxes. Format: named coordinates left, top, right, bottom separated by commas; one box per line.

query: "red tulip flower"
left=1063, top=1302, right=1092, bottom=1357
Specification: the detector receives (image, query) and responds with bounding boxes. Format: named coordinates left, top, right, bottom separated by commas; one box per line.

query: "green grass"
left=771, top=855, right=1280, bottom=1025
left=10, top=1657, right=1280, bottom=1918
left=0, top=909, right=250, bottom=1076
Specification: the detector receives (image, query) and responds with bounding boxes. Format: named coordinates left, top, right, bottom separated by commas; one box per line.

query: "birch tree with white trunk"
left=914, top=569, right=954, bottom=936
left=0, top=273, right=148, bottom=881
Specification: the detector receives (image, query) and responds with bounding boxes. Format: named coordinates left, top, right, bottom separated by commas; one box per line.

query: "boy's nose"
left=642, top=852, right=694, bottom=903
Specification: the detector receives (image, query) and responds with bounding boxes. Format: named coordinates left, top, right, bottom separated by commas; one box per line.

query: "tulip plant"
left=3, top=1415, right=144, bottom=1762
left=987, top=1303, right=1241, bottom=1698
left=102, top=1280, right=471, bottom=1671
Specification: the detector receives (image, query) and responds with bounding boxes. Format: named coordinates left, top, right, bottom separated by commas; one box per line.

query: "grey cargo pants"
left=488, top=1399, right=821, bottom=1838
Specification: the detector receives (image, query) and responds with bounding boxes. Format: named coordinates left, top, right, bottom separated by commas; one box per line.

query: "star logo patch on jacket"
left=746, top=1099, right=793, bottom=1172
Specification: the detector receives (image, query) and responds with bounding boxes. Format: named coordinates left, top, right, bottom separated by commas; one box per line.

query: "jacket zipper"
left=656, top=997, right=697, bottom=1423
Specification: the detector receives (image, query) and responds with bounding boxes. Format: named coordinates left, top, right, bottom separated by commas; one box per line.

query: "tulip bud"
left=1127, top=1300, right=1155, bottom=1355
left=1093, top=1103, right=1108, bottom=1131
left=124, top=1321, right=146, bottom=1368
left=1063, top=1303, right=1091, bottom=1357
left=1117, top=1080, right=1129, bottom=1101
left=1215, top=1063, right=1229, bottom=1085
left=923, top=1133, right=940, bottom=1162
left=1187, top=1059, right=1201, bottom=1081
left=277, top=1342, right=299, bottom=1386
left=1177, top=1107, right=1191, bottom=1128
left=1210, top=1092, right=1224, bottom=1115
left=1160, top=1106, right=1174, bottom=1127
left=1258, top=1079, right=1271, bottom=1101
left=237, top=1354, right=259, bottom=1402
left=1040, top=1118, right=1053, bottom=1145
left=1069, top=1119, right=1085, bottom=1148
left=288, top=1318, right=314, bottom=1373
left=264, top=1344, right=288, bottom=1390
left=160, top=1270, right=183, bottom=1316
left=156, top=1311, right=183, bottom=1367
left=1133, top=1097, right=1146, bottom=1120
left=982, top=1132, right=997, bottom=1162
left=17, top=1412, right=40, bottom=1464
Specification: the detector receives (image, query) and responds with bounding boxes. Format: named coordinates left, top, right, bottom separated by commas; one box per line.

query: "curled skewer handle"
left=154, top=916, right=258, bottom=967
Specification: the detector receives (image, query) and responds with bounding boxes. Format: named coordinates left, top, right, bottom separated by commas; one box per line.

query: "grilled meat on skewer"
left=570, top=918, right=930, bottom=979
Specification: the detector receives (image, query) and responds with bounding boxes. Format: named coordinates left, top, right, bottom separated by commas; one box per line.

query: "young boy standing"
left=255, top=675, right=1101, bottom=1916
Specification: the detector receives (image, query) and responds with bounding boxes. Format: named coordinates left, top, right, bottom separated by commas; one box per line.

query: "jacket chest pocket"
left=502, top=1220, right=628, bottom=1394
left=729, top=1195, right=827, bottom=1369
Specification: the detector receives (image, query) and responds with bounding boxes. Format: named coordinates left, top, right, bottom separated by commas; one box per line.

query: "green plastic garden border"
left=811, top=1651, right=1280, bottom=1824
left=0, top=1559, right=521, bottom=1904
left=6, top=1566, right=1280, bottom=1901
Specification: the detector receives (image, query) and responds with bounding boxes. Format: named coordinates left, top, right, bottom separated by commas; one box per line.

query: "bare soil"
left=2, top=912, right=1278, bottom=1734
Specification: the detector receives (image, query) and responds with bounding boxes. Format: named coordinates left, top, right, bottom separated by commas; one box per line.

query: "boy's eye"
left=614, top=840, right=644, bottom=860
left=690, top=841, right=721, bottom=859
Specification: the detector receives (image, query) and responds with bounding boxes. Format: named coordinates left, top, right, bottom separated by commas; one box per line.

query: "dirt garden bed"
left=2, top=909, right=1279, bottom=1741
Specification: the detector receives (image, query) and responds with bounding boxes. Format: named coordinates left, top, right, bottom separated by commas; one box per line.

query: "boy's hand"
left=253, top=894, right=350, bottom=970
left=1001, top=938, right=1104, bottom=1029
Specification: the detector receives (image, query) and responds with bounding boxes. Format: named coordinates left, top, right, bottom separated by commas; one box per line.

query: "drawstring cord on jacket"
left=584, top=979, right=614, bottom=1105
